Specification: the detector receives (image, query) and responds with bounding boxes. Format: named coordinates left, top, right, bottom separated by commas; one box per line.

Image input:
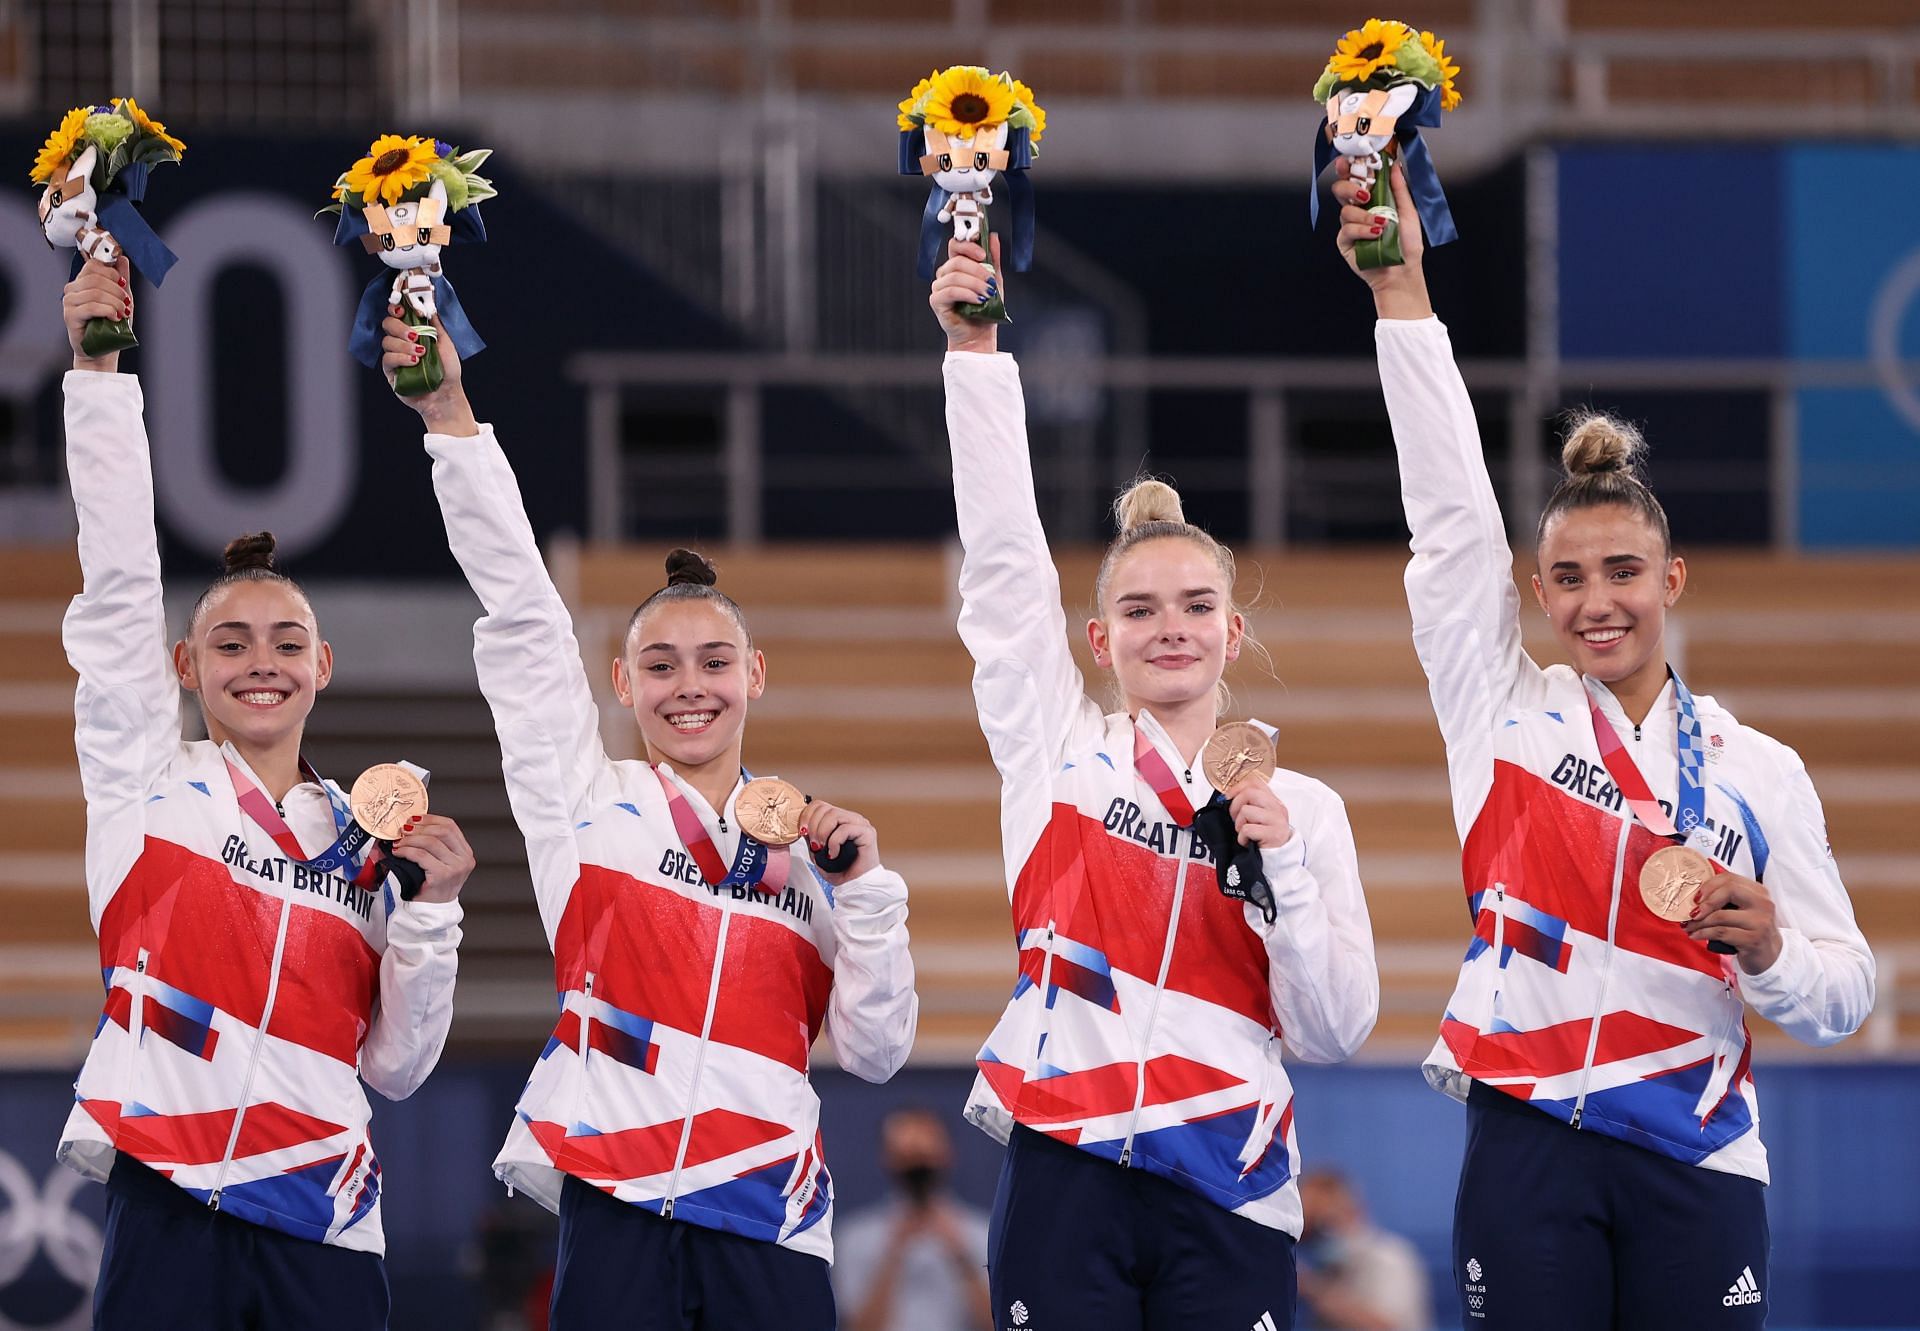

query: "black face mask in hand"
left=1190, top=794, right=1275, bottom=924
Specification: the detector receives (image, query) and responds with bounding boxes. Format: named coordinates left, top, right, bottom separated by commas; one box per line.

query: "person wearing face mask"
left=1294, top=1171, right=1429, bottom=1331
left=56, top=261, right=472, bottom=1330
left=831, top=1107, right=991, bottom=1331
left=931, top=238, right=1381, bottom=1331
left=1335, top=161, right=1875, bottom=1330
left=381, top=313, right=918, bottom=1331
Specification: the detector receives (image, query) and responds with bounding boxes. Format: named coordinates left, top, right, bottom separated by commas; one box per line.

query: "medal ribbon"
left=1584, top=672, right=1706, bottom=841
left=224, top=757, right=381, bottom=886
left=652, top=768, right=790, bottom=892
left=1132, top=726, right=1197, bottom=828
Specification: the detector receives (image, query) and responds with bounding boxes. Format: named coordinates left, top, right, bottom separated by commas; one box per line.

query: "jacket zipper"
left=1033, top=920, right=1058, bottom=1053
left=662, top=910, right=733, bottom=1219
left=210, top=855, right=296, bottom=1208
left=1120, top=854, right=1191, bottom=1167
left=579, top=971, right=596, bottom=1069
left=131, top=949, right=149, bottom=1040
left=1485, top=883, right=1507, bottom=1027
left=1569, top=816, right=1632, bottom=1129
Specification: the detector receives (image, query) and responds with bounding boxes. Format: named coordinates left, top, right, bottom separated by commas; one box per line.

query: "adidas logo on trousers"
left=1724, top=1266, right=1763, bottom=1307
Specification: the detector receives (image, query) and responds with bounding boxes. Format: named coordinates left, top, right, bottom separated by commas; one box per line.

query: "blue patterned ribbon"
left=332, top=201, right=489, bottom=369
left=1308, top=82, right=1457, bottom=249
left=70, top=192, right=178, bottom=286
left=901, top=125, right=1035, bottom=279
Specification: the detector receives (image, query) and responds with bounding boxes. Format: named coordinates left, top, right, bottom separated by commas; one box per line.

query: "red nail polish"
left=1357, top=191, right=1370, bottom=204
left=407, top=331, right=418, bottom=343
left=118, top=277, right=128, bottom=289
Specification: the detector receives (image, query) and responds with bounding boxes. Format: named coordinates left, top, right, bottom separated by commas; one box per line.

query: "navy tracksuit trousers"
left=93, top=1153, right=388, bottom=1330
left=549, top=1172, right=835, bottom=1330
left=1453, top=1083, right=1772, bottom=1330
left=987, top=1124, right=1297, bottom=1331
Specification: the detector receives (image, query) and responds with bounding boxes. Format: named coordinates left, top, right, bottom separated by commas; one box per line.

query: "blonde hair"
left=1536, top=411, right=1672, bottom=556
left=1094, top=477, right=1266, bottom=711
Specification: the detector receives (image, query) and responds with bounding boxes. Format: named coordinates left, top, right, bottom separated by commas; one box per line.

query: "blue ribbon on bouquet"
left=67, top=163, right=179, bottom=286
left=1308, top=81, right=1457, bottom=248
left=900, top=124, right=1035, bottom=279
left=332, top=201, right=489, bottom=369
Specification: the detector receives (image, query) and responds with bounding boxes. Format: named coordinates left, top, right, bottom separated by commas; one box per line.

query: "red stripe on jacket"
left=555, top=865, right=834, bottom=1074
left=1011, top=805, right=1273, bottom=1030
left=97, top=837, right=378, bottom=1065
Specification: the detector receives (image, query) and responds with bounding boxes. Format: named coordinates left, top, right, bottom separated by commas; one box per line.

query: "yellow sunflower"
left=1420, top=31, right=1462, bottom=110
left=1011, top=78, right=1047, bottom=145
left=1327, top=17, right=1411, bottom=85
left=921, top=66, right=1015, bottom=140
left=342, top=134, right=437, bottom=207
left=31, top=106, right=89, bottom=184
left=116, top=97, right=187, bottom=156
left=898, top=69, right=937, bottom=131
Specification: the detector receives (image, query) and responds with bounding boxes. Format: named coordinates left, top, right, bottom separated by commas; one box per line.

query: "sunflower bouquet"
left=31, top=99, right=186, bottom=356
left=322, top=134, right=496, bottom=397
left=1309, top=18, right=1460, bottom=269
left=897, top=66, right=1044, bottom=323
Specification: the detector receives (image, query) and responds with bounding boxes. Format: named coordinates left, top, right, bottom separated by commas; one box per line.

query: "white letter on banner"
left=147, top=193, right=356, bottom=558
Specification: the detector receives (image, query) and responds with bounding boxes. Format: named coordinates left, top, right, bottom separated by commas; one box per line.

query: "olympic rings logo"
left=1870, top=245, right=1920, bottom=434
left=0, top=1149, right=101, bottom=1331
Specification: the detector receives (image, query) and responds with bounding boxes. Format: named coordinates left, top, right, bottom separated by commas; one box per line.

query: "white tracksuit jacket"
left=58, top=371, right=461, bottom=1254
left=946, top=350, right=1379, bottom=1239
left=425, top=422, right=917, bottom=1262
left=1378, top=317, right=1876, bottom=1180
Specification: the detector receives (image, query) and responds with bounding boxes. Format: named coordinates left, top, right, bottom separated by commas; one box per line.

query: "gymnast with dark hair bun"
left=1336, top=159, right=1875, bottom=1330
left=57, top=258, right=470, bottom=1330
left=385, top=313, right=916, bottom=1330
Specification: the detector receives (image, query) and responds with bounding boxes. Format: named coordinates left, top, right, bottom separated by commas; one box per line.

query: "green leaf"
left=451, top=147, right=492, bottom=172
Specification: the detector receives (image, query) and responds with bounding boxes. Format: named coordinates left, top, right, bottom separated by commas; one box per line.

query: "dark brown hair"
left=1536, top=412, right=1672, bottom=556
left=623, top=548, right=752, bottom=652
left=186, top=532, right=313, bottom=634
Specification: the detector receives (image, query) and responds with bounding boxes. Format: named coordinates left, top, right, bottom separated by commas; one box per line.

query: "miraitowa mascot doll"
left=898, top=66, right=1044, bottom=323
left=1309, top=18, right=1461, bottom=269
left=32, top=99, right=184, bottom=356
left=323, top=135, right=495, bottom=396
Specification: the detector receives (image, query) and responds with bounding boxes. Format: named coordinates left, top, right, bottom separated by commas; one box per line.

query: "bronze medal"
left=350, top=763, right=429, bottom=841
left=1639, top=845, right=1713, bottom=923
left=1202, top=722, right=1276, bottom=795
left=736, top=777, right=807, bottom=846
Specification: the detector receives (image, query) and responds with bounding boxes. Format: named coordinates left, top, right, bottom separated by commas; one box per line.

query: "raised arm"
left=383, top=317, right=604, bottom=938
left=934, top=242, right=1104, bottom=879
left=1335, top=163, right=1545, bottom=837
left=59, top=260, right=182, bottom=924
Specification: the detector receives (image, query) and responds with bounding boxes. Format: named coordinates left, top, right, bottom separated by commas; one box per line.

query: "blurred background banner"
left=2, top=1, right=1917, bottom=1328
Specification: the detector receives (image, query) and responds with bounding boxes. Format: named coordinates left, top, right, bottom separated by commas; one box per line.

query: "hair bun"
left=1561, top=412, right=1647, bottom=478
left=222, top=531, right=278, bottom=574
left=1113, top=478, right=1185, bottom=533
left=663, top=547, right=718, bottom=588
